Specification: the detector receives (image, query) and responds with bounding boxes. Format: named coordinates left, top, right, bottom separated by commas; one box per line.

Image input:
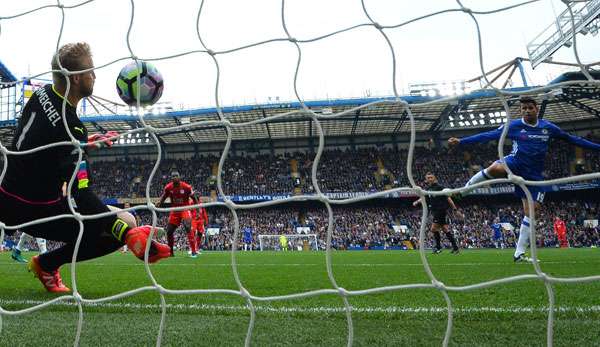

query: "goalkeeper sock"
left=514, top=216, right=530, bottom=257
left=466, top=169, right=491, bottom=187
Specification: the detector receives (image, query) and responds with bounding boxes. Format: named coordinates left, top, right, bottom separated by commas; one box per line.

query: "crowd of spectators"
left=91, top=157, right=214, bottom=199
left=3, top=132, right=600, bottom=253
left=221, top=154, right=292, bottom=195
left=85, top=133, right=587, bottom=201
left=6, top=199, right=600, bottom=253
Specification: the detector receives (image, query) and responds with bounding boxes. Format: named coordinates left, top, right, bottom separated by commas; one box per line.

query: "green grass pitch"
left=1, top=248, right=599, bottom=346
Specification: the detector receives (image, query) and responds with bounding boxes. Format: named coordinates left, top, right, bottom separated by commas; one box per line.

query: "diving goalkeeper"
left=0, top=42, right=169, bottom=293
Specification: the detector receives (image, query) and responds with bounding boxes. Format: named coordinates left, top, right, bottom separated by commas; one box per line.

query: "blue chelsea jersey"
left=491, top=223, right=503, bottom=239
left=460, top=118, right=600, bottom=179
left=242, top=227, right=253, bottom=240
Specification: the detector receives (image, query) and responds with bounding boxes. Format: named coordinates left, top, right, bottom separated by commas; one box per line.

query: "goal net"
left=258, top=234, right=319, bottom=251
left=1, top=1, right=599, bottom=346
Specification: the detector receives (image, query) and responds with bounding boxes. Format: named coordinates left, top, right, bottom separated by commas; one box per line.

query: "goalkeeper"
left=0, top=42, right=169, bottom=293
left=279, top=234, right=288, bottom=251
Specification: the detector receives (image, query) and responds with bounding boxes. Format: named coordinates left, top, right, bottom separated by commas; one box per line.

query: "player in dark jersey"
left=413, top=172, right=461, bottom=254
left=449, top=96, right=600, bottom=262
left=0, top=42, right=169, bottom=292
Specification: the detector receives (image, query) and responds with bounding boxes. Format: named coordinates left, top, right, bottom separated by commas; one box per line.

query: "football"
left=116, top=60, right=163, bottom=106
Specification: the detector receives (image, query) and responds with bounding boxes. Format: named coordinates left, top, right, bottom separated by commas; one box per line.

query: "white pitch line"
left=1, top=299, right=600, bottom=315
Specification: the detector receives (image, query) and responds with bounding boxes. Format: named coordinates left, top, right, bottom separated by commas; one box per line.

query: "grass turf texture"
left=0, top=248, right=599, bottom=346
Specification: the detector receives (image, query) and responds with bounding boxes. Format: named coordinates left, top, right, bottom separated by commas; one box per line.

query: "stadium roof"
left=0, top=59, right=17, bottom=88
left=0, top=71, right=599, bottom=146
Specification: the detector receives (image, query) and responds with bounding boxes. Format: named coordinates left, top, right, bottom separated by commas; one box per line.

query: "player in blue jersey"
left=490, top=218, right=504, bottom=249
left=449, top=96, right=600, bottom=262
left=242, top=225, right=253, bottom=251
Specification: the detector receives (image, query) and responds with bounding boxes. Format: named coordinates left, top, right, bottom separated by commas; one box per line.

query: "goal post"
left=258, top=234, right=319, bottom=251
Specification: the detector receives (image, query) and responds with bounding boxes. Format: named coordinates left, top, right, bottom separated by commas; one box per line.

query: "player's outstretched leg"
left=28, top=232, right=121, bottom=293
left=24, top=206, right=170, bottom=292
left=466, top=169, right=493, bottom=187
left=456, top=162, right=507, bottom=200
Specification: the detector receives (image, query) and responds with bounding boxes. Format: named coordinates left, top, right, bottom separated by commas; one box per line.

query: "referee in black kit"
left=413, top=172, right=462, bottom=254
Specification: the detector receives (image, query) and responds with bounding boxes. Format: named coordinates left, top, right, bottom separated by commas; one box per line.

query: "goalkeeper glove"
left=87, top=131, right=119, bottom=150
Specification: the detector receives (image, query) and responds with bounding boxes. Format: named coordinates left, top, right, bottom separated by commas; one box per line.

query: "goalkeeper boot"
left=432, top=248, right=442, bottom=254
left=125, top=225, right=171, bottom=263
left=28, top=256, right=70, bottom=293
left=11, top=248, right=28, bottom=263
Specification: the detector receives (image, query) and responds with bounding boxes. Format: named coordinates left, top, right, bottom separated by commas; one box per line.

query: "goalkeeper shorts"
left=0, top=187, right=115, bottom=243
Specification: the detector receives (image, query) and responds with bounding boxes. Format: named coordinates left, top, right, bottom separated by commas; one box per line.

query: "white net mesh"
left=1, top=1, right=599, bottom=346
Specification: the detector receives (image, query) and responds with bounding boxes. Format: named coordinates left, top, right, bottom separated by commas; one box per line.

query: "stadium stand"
left=86, top=135, right=585, bottom=200
left=1, top=70, right=599, bottom=255
left=5, top=201, right=600, bottom=253
left=4, top=137, right=600, bottom=253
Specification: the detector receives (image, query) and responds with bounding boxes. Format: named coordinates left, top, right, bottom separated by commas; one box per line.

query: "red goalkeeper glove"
left=87, top=131, right=119, bottom=150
